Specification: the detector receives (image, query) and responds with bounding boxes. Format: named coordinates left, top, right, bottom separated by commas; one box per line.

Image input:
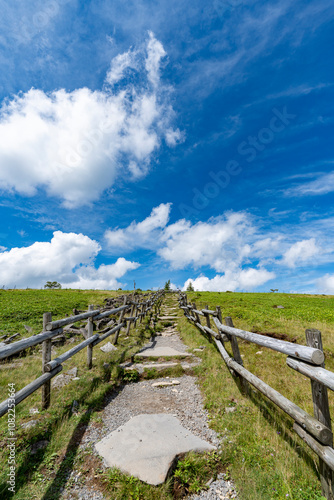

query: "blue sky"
left=0, top=0, right=334, bottom=292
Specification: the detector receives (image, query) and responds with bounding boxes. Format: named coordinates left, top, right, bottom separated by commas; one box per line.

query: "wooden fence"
left=178, top=292, right=334, bottom=500
left=0, top=290, right=164, bottom=418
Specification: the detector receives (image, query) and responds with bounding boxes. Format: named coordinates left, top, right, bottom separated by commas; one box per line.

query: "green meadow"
left=0, top=289, right=333, bottom=499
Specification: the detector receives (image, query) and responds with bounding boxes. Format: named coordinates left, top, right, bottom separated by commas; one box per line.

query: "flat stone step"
left=121, top=361, right=179, bottom=374
left=151, top=380, right=180, bottom=387
left=95, top=413, right=215, bottom=485
left=156, top=329, right=178, bottom=337
left=159, top=316, right=178, bottom=321
left=120, top=358, right=201, bottom=374
left=135, top=346, right=193, bottom=358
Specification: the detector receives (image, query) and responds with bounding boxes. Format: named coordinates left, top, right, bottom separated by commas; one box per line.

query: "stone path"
left=60, top=295, right=238, bottom=499
left=95, top=296, right=216, bottom=484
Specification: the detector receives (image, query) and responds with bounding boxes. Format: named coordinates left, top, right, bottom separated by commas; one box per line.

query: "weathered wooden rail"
left=0, top=290, right=164, bottom=418
left=178, top=292, right=334, bottom=500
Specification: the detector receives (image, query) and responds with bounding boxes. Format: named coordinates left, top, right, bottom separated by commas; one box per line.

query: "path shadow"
left=136, top=338, right=157, bottom=354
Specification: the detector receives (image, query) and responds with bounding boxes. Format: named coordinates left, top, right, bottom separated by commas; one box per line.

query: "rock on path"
left=95, top=413, right=215, bottom=485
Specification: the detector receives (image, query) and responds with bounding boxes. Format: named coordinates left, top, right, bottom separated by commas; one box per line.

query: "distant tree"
left=270, top=289, right=279, bottom=293
left=164, top=279, right=171, bottom=291
left=44, top=281, right=62, bottom=289
left=186, top=281, right=195, bottom=292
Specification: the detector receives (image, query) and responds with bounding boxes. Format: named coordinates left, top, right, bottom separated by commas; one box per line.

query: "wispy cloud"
left=245, top=83, right=332, bottom=109
left=284, top=170, right=334, bottom=197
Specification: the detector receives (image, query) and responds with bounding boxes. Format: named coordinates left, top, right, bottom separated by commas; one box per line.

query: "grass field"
left=0, top=289, right=122, bottom=338
left=180, top=291, right=334, bottom=500
left=0, top=290, right=333, bottom=499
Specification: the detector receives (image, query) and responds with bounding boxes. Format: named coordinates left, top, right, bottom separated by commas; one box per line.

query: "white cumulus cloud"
left=183, top=268, right=275, bottom=292
left=105, top=202, right=172, bottom=250
left=0, top=231, right=139, bottom=289
left=158, top=212, right=254, bottom=272
left=317, top=274, right=334, bottom=294
left=0, top=33, right=181, bottom=208
left=282, top=238, right=319, bottom=268
left=104, top=205, right=331, bottom=292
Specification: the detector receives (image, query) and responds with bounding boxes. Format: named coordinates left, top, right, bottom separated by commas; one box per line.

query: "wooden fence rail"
left=178, top=291, right=334, bottom=500
left=0, top=290, right=164, bottom=418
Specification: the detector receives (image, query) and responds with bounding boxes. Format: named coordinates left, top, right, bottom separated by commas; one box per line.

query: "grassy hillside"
left=0, top=290, right=333, bottom=499
left=0, top=289, right=122, bottom=338
left=0, top=288, right=154, bottom=499
left=185, top=291, right=334, bottom=338
left=180, top=291, right=334, bottom=500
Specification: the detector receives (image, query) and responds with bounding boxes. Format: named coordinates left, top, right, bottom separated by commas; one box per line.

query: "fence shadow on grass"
left=41, top=382, right=124, bottom=500
left=224, top=363, right=320, bottom=478
left=0, top=349, right=131, bottom=500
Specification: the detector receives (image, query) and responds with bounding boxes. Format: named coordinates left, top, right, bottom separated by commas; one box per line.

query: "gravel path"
left=60, top=299, right=238, bottom=500
left=137, top=332, right=191, bottom=353
left=100, top=375, right=219, bottom=446
left=188, top=474, right=238, bottom=500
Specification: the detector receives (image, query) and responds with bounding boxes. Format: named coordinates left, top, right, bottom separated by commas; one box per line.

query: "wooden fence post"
left=114, top=296, right=127, bottom=345
left=215, top=306, right=224, bottom=334
left=225, top=316, right=249, bottom=394
left=204, top=304, right=211, bottom=329
left=133, top=300, right=138, bottom=328
left=87, top=305, right=94, bottom=369
left=306, top=329, right=334, bottom=500
left=192, top=302, right=201, bottom=324
left=225, top=317, right=244, bottom=366
left=140, top=303, right=145, bottom=323
left=153, top=305, right=157, bottom=332
left=126, top=303, right=135, bottom=336
left=42, top=312, right=52, bottom=410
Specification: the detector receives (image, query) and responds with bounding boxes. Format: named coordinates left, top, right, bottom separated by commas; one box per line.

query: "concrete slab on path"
left=135, top=345, right=193, bottom=358
left=95, top=413, right=215, bottom=485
